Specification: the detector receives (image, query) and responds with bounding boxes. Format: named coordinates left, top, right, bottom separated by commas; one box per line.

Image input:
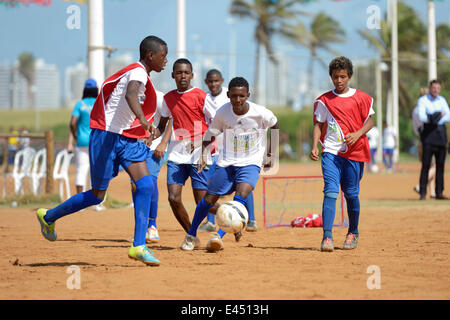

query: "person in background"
left=382, top=121, right=396, bottom=172
left=366, top=126, right=379, bottom=173
left=412, top=88, right=435, bottom=198
left=417, top=79, right=449, bottom=200
left=67, top=78, right=106, bottom=211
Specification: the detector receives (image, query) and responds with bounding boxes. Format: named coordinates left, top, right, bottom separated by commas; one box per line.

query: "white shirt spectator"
left=383, top=126, right=396, bottom=149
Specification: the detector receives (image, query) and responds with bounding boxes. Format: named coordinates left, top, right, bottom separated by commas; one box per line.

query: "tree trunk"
left=253, top=41, right=261, bottom=103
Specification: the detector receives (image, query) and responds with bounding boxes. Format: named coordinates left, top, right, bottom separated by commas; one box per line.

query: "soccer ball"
left=216, top=201, right=249, bottom=233
left=370, top=164, right=379, bottom=173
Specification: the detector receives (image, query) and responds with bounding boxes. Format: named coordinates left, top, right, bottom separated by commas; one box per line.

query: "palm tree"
left=18, top=52, right=35, bottom=109
left=229, top=0, right=310, bottom=102
left=280, top=12, right=346, bottom=93
left=358, top=1, right=428, bottom=117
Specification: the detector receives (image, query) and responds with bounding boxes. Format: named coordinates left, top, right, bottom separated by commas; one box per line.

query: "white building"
left=65, top=62, right=88, bottom=107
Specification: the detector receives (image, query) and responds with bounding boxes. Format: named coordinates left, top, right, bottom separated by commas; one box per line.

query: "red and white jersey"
left=90, top=62, right=157, bottom=139
left=161, top=87, right=215, bottom=164
left=313, top=88, right=374, bottom=162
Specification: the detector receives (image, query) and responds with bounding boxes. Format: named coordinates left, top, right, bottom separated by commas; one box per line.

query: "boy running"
left=36, top=36, right=168, bottom=266
left=198, top=69, right=258, bottom=233
left=181, top=77, right=278, bottom=252
left=310, top=56, right=374, bottom=252
left=155, top=59, right=217, bottom=235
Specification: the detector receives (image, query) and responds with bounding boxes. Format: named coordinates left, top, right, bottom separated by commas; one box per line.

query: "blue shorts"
left=383, top=148, right=394, bottom=156
left=146, top=150, right=166, bottom=178
left=166, top=161, right=210, bottom=190
left=89, top=129, right=149, bottom=190
left=207, top=165, right=261, bottom=196
left=321, top=152, right=364, bottom=198
left=206, top=154, right=220, bottom=180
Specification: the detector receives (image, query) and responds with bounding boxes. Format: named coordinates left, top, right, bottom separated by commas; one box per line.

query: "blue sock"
left=322, top=193, right=338, bottom=239
left=207, top=212, right=215, bottom=224
left=246, top=191, right=255, bottom=221
left=132, top=175, right=152, bottom=247
left=188, top=198, right=213, bottom=237
left=233, top=194, right=248, bottom=207
left=217, top=229, right=226, bottom=238
left=148, top=175, right=158, bottom=229
left=44, top=189, right=103, bottom=224
left=346, top=196, right=360, bottom=235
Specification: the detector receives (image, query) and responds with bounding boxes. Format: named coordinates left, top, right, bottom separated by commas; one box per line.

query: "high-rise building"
left=34, top=59, right=60, bottom=109
left=65, top=62, right=88, bottom=107
left=0, top=66, right=12, bottom=109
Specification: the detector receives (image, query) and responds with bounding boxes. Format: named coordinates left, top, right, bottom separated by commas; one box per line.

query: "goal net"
left=262, top=175, right=347, bottom=229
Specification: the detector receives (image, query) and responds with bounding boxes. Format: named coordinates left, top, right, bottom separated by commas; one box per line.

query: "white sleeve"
left=152, top=91, right=164, bottom=127
left=161, top=97, right=171, bottom=118
left=314, top=100, right=328, bottom=123
left=203, top=95, right=217, bottom=125
left=368, top=98, right=375, bottom=116
left=262, top=107, right=278, bottom=129
left=128, top=67, right=148, bottom=85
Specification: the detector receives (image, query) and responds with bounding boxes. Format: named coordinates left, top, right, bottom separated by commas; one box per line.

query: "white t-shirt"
left=366, top=126, right=379, bottom=149
left=314, top=88, right=375, bottom=155
left=205, top=101, right=278, bottom=168
left=206, top=87, right=229, bottom=155
left=103, top=62, right=148, bottom=134
left=383, top=126, right=396, bottom=149
left=161, top=87, right=215, bottom=164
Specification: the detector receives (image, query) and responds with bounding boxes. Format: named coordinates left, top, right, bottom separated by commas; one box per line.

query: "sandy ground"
left=0, top=161, right=449, bottom=301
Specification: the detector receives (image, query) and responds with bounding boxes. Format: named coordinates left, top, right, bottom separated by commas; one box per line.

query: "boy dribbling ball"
left=310, top=56, right=374, bottom=252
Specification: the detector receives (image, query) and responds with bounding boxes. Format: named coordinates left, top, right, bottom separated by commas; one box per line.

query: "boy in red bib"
left=36, top=36, right=168, bottom=266
left=310, top=56, right=374, bottom=252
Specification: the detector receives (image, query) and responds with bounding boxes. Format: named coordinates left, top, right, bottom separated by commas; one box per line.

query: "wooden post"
left=45, top=130, right=54, bottom=194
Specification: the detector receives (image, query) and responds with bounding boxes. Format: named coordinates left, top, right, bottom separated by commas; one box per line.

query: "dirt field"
left=0, top=161, right=449, bottom=301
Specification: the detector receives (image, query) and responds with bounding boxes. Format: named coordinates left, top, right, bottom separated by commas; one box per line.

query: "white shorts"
left=75, top=146, right=90, bottom=189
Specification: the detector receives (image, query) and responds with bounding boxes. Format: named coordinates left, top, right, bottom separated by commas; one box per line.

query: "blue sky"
left=0, top=0, right=449, bottom=95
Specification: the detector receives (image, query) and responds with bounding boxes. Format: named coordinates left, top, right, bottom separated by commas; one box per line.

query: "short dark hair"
left=329, top=56, right=353, bottom=78
left=82, top=87, right=98, bottom=99
left=429, top=79, right=441, bottom=87
left=173, top=58, right=193, bottom=72
left=228, top=77, right=249, bottom=92
left=205, top=69, right=222, bottom=79
left=139, top=36, right=167, bottom=60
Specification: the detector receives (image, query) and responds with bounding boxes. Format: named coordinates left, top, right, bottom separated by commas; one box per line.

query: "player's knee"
left=168, top=192, right=182, bottom=206
left=324, top=192, right=339, bottom=199
left=134, top=175, right=152, bottom=195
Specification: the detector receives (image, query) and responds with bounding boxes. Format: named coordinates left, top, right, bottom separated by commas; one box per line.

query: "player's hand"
left=143, top=138, right=152, bottom=147
left=153, top=143, right=166, bottom=159
left=67, top=144, right=74, bottom=154
left=197, top=155, right=207, bottom=173
left=310, top=147, right=320, bottom=161
left=345, top=131, right=362, bottom=146
left=263, top=152, right=272, bottom=168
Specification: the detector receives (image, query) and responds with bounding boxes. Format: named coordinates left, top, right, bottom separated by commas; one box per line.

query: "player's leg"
left=204, top=155, right=219, bottom=229
left=245, top=191, right=257, bottom=231
left=320, top=152, right=342, bottom=252
left=146, top=150, right=165, bottom=241
left=434, top=145, right=446, bottom=198
left=419, top=143, right=433, bottom=199
left=36, top=129, right=112, bottom=241
left=191, top=164, right=219, bottom=232
left=167, top=161, right=191, bottom=232
left=341, top=158, right=364, bottom=250
left=181, top=165, right=232, bottom=251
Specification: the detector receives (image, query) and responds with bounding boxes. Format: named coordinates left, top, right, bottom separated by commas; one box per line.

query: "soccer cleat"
left=146, top=226, right=160, bottom=243
left=128, top=245, right=160, bottom=266
left=36, top=208, right=57, bottom=241
left=246, top=220, right=258, bottom=232
left=343, top=233, right=359, bottom=250
left=180, top=234, right=200, bottom=251
left=234, top=231, right=242, bottom=242
left=198, top=221, right=216, bottom=232
left=320, top=237, right=334, bottom=252
left=206, top=233, right=224, bottom=252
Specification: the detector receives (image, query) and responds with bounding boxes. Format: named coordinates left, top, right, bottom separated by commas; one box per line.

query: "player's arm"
left=125, top=80, right=153, bottom=134
left=345, top=116, right=374, bottom=146
left=153, top=117, right=172, bottom=159
left=310, top=121, right=324, bottom=161
left=198, top=125, right=221, bottom=172
left=68, top=115, right=78, bottom=153
left=264, top=122, right=279, bottom=168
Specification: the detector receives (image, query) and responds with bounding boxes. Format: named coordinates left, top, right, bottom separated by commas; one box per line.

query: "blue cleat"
left=36, top=208, right=57, bottom=241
